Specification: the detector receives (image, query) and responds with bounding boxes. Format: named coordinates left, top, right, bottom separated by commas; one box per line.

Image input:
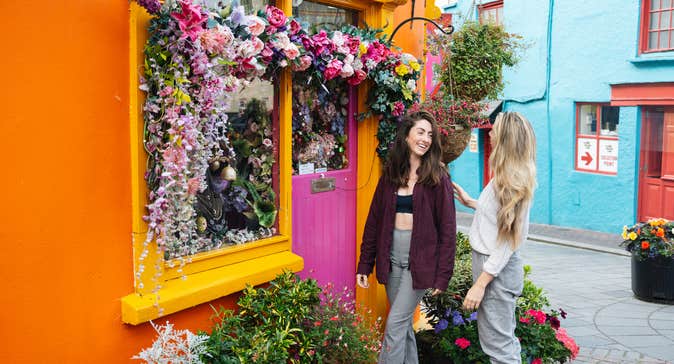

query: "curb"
left=457, top=225, right=630, bottom=257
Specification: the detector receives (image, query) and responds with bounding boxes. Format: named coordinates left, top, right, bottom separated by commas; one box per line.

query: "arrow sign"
left=581, top=151, right=593, bottom=166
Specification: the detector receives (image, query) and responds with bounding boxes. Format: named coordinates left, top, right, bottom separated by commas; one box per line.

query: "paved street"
left=521, top=241, right=674, bottom=364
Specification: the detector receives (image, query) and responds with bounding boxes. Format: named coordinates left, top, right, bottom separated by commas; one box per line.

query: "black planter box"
left=631, top=254, right=674, bottom=303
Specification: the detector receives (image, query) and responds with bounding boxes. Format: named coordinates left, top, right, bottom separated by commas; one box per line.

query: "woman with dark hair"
left=356, top=111, right=457, bottom=364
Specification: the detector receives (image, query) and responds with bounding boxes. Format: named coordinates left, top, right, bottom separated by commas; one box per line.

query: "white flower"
left=406, top=79, right=416, bottom=91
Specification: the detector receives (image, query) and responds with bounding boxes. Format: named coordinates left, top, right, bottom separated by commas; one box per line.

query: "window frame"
left=478, top=0, right=503, bottom=26
left=574, top=102, right=619, bottom=175
left=122, top=1, right=302, bottom=325
left=640, top=0, right=674, bottom=53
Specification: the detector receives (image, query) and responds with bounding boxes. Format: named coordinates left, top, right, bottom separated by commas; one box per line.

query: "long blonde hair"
left=489, top=112, right=537, bottom=249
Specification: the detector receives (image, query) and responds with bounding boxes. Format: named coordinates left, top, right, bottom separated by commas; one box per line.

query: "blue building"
left=441, top=0, right=674, bottom=233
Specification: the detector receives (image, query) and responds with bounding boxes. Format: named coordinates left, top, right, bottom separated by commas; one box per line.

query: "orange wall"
left=393, top=0, right=427, bottom=60
left=0, top=1, right=238, bottom=362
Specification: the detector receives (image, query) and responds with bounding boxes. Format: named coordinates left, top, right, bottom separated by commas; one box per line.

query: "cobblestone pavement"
left=520, top=241, right=674, bottom=364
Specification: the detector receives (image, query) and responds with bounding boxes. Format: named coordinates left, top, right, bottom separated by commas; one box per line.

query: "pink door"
left=291, top=82, right=357, bottom=292
left=289, top=0, right=359, bottom=292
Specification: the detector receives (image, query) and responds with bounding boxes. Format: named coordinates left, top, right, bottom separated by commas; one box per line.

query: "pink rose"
left=289, top=19, right=302, bottom=35
left=199, top=25, right=233, bottom=54
left=340, top=63, right=354, bottom=78
left=247, top=16, right=266, bottom=36
left=347, top=69, right=367, bottom=85
left=237, top=40, right=260, bottom=58
left=187, top=177, right=201, bottom=196
left=324, top=59, right=343, bottom=81
left=265, top=5, right=287, bottom=28
left=392, top=101, right=405, bottom=116
left=272, top=32, right=291, bottom=50
left=345, top=36, right=360, bottom=54
left=265, top=25, right=278, bottom=35
left=284, top=44, right=300, bottom=60
left=252, top=37, right=264, bottom=54
left=311, top=30, right=332, bottom=55
left=293, top=55, right=313, bottom=71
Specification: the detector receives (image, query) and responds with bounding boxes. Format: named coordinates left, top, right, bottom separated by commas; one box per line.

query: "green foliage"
left=418, top=234, right=575, bottom=364
left=205, top=271, right=381, bottom=363
left=517, top=265, right=550, bottom=317
left=435, top=21, right=525, bottom=101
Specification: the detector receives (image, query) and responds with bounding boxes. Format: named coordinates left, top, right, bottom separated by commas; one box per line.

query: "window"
left=641, top=0, right=674, bottom=52
left=122, top=0, right=302, bottom=325
left=575, top=103, right=620, bottom=175
left=478, top=0, right=503, bottom=26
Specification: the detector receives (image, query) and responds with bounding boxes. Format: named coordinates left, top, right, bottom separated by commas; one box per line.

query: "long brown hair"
left=490, top=112, right=537, bottom=249
left=384, top=110, right=446, bottom=187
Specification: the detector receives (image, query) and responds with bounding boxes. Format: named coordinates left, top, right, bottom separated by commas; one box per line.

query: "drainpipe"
left=544, top=0, right=554, bottom=224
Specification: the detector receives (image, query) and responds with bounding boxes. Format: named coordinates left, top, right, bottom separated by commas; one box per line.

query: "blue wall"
left=444, top=0, right=674, bottom=233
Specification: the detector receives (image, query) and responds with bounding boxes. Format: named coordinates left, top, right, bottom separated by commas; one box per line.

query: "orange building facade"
left=0, top=0, right=433, bottom=362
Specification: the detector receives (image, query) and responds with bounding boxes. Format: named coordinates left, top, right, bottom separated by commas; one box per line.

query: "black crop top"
left=396, top=194, right=413, bottom=214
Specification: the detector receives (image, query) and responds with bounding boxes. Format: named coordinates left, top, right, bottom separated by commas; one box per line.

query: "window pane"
left=292, top=0, right=355, bottom=174
left=651, top=0, right=662, bottom=10
left=661, top=10, right=672, bottom=28
left=663, top=0, right=672, bottom=9
left=660, top=29, right=669, bottom=48
left=600, top=106, right=620, bottom=136
left=649, top=30, right=659, bottom=48
left=650, top=11, right=660, bottom=30
left=579, top=105, right=597, bottom=135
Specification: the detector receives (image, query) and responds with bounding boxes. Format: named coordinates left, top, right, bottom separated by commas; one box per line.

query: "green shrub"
left=205, top=271, right=381, bottom=363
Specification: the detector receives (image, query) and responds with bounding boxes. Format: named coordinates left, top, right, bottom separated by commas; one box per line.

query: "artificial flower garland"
left=136, top=0, right=422, bottom=289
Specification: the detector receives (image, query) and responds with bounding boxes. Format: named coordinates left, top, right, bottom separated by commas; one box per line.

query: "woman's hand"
left=356, top=274, right=370, bottom=289
left=452, top=182, right=477, bottom=209
left=431, top=288, right=443, bottom=296
left=462, top=283, right=485, bottom=311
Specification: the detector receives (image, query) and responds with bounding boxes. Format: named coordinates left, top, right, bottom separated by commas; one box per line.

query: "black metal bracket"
left=389, top=16, right=454, bottom=43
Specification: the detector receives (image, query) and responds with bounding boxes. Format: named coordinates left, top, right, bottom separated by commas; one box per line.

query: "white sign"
left=576, top=138, right=597, bottom=171
left=298, top=162, right=315, bottom=175
left=598, top=139, right=619, bottom=174
left=469, top=132, right=478, bottom=153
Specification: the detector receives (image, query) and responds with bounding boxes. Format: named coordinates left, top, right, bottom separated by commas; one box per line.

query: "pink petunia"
left=532, top=359, right=542, bottom=364
left=454, top=338, right=471, bottom=350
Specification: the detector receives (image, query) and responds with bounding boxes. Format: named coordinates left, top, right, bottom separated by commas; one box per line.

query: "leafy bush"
left=204, top=271, right=381, bottom=363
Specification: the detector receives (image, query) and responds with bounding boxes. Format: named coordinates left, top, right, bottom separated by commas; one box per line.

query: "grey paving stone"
left=595, top=316, right=650, bottom=327
left=656, top=329, right=674, bottom=340
left=567, top=325, right=604, bottom=337
left=650, top=320, right=674, bottom=330
left=575, top=334, right=616, bottom=347
left=649, top=311, right=674, bottom=321
left=598, top=325, right=659, bottom=336
left=612, top=335, right=673, bottom=348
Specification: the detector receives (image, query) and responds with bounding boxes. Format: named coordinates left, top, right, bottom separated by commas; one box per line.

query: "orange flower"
left=637, top=228, right=641, bottom=235
left=641, top=241, right=650, bottom=250
left=656, top=228, right=665, bottom=238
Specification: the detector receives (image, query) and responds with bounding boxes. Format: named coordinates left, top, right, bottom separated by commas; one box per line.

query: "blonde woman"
left=453, top=112, right=536, bottom=364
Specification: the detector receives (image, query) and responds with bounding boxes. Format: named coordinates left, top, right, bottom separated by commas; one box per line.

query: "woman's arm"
left=356, top=177, right=385, bottom=279
left=452, top=182, right=477, bottom=209
left=432, top=174, right=457, bottom=292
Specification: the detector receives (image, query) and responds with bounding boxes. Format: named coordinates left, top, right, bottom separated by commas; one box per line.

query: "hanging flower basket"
left=411, top=93, right=489, bottom=164
left=440, top=125, right=472, bottom=164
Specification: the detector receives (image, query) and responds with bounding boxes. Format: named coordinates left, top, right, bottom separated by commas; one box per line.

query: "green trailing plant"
left=431, top=21, right=525, bottom=102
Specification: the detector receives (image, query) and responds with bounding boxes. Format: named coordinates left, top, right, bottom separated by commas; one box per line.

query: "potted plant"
left=412, top=93, right=490, bottom=164
left=621, top=218, right=674, bottom=302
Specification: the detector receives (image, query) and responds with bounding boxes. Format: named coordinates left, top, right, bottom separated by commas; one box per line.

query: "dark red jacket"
left=357, top=173, right=457, bottom=290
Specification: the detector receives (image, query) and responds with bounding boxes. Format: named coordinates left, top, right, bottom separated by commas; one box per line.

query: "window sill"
left=121, top=251, right=304, bottom=325
left=630, top=51, right=674, bottom=64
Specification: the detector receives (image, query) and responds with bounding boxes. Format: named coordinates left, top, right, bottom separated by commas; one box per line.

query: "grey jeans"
left=472, top=250, right=524, bottom=364
left=378, top=229, right=426, bottom=364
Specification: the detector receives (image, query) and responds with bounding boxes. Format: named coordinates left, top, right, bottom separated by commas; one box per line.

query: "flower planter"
left=631, top=254, right=674, bottom=303
left=440, top=126, right=472, bottom=164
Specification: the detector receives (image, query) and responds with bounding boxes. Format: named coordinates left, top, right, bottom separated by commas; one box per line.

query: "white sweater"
left=468, top=181, right=530, bottom=276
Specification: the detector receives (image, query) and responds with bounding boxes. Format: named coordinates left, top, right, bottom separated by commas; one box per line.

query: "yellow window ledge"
left=121, top=251, right=304, bottom=325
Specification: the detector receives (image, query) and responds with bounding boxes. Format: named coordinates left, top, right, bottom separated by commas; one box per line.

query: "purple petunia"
left=434, top=319, right=449, bottom=333
left=467, top=311, right=478, bottom=322
left=452, top=311, right=465, bottom=326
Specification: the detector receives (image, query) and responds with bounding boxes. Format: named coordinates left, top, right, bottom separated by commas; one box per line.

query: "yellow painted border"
left=123, top=1, right=301, bottom=325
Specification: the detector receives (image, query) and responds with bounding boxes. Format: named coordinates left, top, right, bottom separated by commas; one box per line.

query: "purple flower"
left=434, top=319, right=449, bottom=333
left=229, top=5, right=247, bottom=26
left=452, top=311, right=465, bottom=326
left=467, top=311, right=478, bottom=322
left=137, top=0, right=161, bottom=14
